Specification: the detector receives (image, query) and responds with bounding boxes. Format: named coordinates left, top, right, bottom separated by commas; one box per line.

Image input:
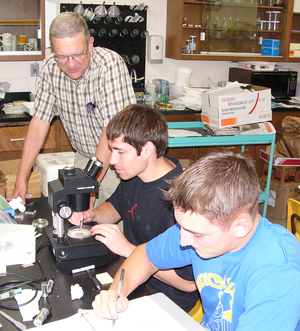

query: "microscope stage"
left=46, top=224, right=107, bottom=263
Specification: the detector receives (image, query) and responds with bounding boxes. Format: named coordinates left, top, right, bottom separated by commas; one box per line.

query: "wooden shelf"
left=0, top=19, right=40, bottom=26
left=0, top=0, right=45, bottom=62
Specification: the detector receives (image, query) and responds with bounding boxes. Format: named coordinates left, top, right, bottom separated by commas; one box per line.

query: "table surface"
left=0, top=197, right=149, bottom=330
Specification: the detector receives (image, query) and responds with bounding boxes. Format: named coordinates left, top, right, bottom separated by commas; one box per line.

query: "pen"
left=87, top=102, right=95, bottom=115
left=87, top=269, right=101, bottom=291
left=112, top=268, right=125, bottom=327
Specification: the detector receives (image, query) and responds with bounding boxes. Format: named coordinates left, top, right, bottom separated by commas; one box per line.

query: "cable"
left=0, top=240, right=51, bottom=310
left=0, top=272, right=39, bottom=309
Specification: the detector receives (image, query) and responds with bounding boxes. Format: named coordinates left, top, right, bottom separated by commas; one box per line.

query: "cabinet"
left=167, top=121, right=276, bottom=217
left=0, top=118, right=74, bottom=161
left=288, top=1, right=300, bottom=61
left=166, top=0, right=297, bottom=62
left=0, top=0, right=45, bottom=61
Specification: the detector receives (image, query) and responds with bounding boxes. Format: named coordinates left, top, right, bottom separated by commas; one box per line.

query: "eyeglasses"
left=54, top=46, right=88, bottom=65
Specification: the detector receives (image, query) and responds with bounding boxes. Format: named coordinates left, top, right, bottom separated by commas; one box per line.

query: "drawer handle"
left=10, top=138, right=26, bottom=142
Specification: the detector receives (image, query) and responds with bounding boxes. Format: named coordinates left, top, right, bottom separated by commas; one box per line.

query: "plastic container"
left=153, top=79, right=169, bottom=103
left=33, top=152, right=75, bottom=196
left=175, top=67, right=192, bottom=86
left=144, top=80, right=156, bottom=107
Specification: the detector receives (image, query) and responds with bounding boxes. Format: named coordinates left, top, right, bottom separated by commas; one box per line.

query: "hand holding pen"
left=112, top=268, right=125, bottom=327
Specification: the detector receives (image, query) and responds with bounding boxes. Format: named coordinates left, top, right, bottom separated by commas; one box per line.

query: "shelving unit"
left=289, top=4, right=300, bottom=61
left=0, top=0, right=45, bottom=62
left=167, top=121, right=276, bottom=217
left=166, top=0, right=298, bottom=62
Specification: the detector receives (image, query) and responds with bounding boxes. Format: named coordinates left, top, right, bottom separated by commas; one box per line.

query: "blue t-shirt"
left=146, top=216, right=300, bottom=331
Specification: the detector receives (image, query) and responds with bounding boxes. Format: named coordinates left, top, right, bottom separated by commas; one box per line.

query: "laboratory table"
left=0, top=197, right=150, bottom=330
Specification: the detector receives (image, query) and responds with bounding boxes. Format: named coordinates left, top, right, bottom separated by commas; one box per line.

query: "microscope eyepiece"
left=84, top=157, right=103, bottom=179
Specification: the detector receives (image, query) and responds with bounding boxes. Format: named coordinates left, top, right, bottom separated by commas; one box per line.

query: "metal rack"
left=167, top=121, right=276, bottom=217
left=60, top=3, right=148, bottom=91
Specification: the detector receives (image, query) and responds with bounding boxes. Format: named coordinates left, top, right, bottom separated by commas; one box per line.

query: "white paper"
left=0, top=224, right=36, bottom=266
left=168, top=129, right=202, bottom=138
left=15, top=290, right=42, bottom=321
left=27, top=296, right=188, bottom=330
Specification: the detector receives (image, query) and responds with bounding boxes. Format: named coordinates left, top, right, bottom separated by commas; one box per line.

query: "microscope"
left=46, top=157, right=107, bottom=266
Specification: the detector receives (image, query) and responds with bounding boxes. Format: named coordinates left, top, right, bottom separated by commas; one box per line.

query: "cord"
left=0, top=240, right=51, bottom=310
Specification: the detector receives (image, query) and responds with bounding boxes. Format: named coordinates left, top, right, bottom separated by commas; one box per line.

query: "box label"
left=268, top=189, right=276, bottom=207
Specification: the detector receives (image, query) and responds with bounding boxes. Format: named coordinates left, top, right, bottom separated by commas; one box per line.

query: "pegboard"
left=60, top=3, right=148, bottom=91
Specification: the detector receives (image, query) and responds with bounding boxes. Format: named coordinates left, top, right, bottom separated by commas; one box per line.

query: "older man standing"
left=12, top=12, right=135, bottom=210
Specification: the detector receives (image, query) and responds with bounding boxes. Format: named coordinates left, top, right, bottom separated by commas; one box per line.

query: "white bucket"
left=175, top=67, right=192, bottom=86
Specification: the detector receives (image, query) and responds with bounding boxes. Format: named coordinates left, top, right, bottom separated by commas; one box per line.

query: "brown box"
left=262, top=162, right=300, bottom=185
left=179, top=159, right=194, bottom=169
left=0, top=159, right=41, bottom=198
left=260, top=177, right=300, bottom=220
left=0, top=170, right=6, bottom=197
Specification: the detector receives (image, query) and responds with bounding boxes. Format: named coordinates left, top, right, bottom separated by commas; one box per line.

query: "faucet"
left=130, top=69, right=137, bottom=83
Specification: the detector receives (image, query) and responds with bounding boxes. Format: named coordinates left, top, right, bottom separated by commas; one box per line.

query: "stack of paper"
left=0, top=224, right=36, bottom=266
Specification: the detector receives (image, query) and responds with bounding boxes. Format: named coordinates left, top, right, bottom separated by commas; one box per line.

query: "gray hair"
left=50, top=12, right=90, bottom=43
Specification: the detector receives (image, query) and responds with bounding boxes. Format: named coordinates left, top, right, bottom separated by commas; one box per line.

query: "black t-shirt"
left=107, top=155, right=200, bottom=312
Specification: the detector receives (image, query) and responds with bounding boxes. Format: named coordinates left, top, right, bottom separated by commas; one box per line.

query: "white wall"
left=1, top=0, right=300, bottom=93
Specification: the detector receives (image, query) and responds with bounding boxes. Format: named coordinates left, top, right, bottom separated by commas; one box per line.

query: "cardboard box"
left=260, top=149, right=300, bottom=166
left=290, top=43, right=300, bottom=51
left=201, top=85, right=272, bottom=129
left=179, top=159, right=194, bottom=169
left=0, top=171, right=6, bottom=197
left=289, top=50, right=300, bottom=58
left=294, top=0, right=300, bottom=13
left=0, top=159, right=41, bottom=198
left=34, top=152, right=75, bottom=196
left=6, top=172, right=40, bottom=198
left=260, top=177, right=300, bottom=220
left=238, top=61, right=275, bottom=71
left=262, top=162, right=300, bottom=185
left=261, top=47, right=279, bottom=56
left=262, top=39, right=279, bottom=48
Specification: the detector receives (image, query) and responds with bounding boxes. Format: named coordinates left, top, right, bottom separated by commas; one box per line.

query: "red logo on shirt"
left=128, top=204, right=137, bottom=220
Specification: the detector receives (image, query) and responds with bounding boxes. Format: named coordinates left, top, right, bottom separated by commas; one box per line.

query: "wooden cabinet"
left=0, top=118, right=74, bottom=161
left=288, top=1, right=300, bottom=61
left=0, top=0, right=45, bottom=61
left=166, top=0, right=298, bottom=62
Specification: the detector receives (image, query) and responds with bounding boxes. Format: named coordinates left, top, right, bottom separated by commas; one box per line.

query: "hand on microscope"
left=68, top=210, right=94, bottom=225
left=90, top=224, right=136, bottom=258
left=68, top=198, right=95, bottom=225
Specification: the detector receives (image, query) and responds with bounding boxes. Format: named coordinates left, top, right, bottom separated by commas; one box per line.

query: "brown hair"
left=106, top=104, right=168, bottom=158
left=165, top=150, right=260, bottom=229
left=50, top=12, right=90, bottom=43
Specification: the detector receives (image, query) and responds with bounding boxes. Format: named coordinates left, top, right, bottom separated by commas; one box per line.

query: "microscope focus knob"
left=58, top=204, right=72, bottom=219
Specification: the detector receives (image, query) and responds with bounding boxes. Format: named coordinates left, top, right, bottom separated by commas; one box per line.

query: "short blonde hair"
left=165, top=151, right=260, bottom=229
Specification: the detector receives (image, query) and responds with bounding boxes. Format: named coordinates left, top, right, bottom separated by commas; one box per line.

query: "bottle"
left=144, top=81, right=156, bottom=107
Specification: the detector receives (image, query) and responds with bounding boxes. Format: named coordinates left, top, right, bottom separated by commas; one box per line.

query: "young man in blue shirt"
left=93, top=150, right=300, bottom=331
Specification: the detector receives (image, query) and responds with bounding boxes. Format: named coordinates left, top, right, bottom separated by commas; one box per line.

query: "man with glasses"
left=12, top=12, right=135, bottom=211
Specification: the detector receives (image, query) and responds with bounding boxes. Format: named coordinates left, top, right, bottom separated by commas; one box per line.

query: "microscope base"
left=46, top=226, right=108, bottom=264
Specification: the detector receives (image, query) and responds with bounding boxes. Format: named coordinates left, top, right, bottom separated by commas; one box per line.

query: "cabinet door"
left=0, top=124, right=55, bottom=152
left=166, top=0, right=294, bottom=62
left=0, top=0, right=45, bottom=61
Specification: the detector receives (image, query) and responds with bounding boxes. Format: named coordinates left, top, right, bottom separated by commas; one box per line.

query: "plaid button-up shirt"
left=34, top=47, right=136, bottom=157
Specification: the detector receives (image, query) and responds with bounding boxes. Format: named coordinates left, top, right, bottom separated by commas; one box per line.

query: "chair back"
left=188, top=299, right=204, bottom=323
left=287, top=198, right=300, bottom=243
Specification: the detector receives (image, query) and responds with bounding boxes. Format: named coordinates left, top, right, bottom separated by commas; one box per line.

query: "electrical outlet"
left=30, top=63, right=39, bottom=77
